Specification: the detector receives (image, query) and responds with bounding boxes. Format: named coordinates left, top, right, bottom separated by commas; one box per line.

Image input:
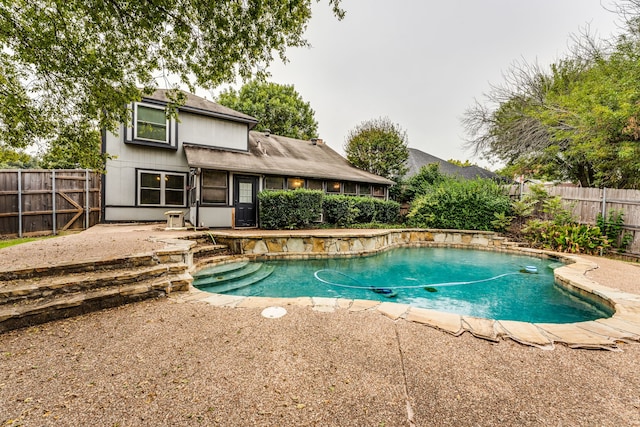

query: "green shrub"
left=596, top=209, right=633, bottom=252
left=258, top=189, right=323, bottom=229
left=406, top=178, right=511, bottom=231
left=323, top=195, right=360, bottom=226
left=353, top=197, right=375, bottom=223
left=522, top=219, right=610, bottom=255
left=372, top=198, right=400, bottom=224
left=323, top=195, right=401, bottom=227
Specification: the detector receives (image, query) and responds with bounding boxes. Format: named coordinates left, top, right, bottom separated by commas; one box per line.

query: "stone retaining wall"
left=212, top=229, right=511, bottom=257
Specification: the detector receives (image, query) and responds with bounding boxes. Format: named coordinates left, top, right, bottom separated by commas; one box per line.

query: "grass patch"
left=0, top=236, right=55, bottom=249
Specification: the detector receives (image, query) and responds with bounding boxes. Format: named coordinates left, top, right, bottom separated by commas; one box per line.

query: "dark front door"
left=233, top=175, right=258, bottom=227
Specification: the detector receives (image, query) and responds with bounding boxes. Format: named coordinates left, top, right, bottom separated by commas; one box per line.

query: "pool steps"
left=192, top=261, right=250, bottom=279
left=195, top=263, right=275, bottom=294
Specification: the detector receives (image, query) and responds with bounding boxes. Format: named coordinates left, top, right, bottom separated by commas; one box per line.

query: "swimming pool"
left=193, top=247, right=613, bottom=323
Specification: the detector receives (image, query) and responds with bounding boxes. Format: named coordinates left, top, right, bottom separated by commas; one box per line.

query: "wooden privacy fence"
left=514, top=184, right=640, bottom=255
left=0, top=169, right=101, bottom=237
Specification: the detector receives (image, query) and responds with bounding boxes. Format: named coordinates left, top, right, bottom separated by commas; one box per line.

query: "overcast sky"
left=216, top=1, right=623, bottom=169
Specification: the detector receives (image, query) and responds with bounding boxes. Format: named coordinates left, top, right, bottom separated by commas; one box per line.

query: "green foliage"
left=464, top=9, right=640, bottom=189
left=39, top=122, right=111, bottom=171
left=0, top=0, right=343, bottom=158
left=217, top=80, right=318, bottom=140
left=0, top=146, right=38, bottom=169
left=323, top=195, right=360, bottom=227
left=542, top=196, right=576, bottom=225
left=258, top=189, right=323, bottom=230
left=372, top=198, right=401, bottom=224
left=400, top=163, right=447, bottom=202
left=344, top=117, right=409, bottom=180
left=407, top=177, right=511, bottom=231
left=596, top=209, right=633, bottom=252
left=323, top=195, right=400, bottom=227
left=490, top=212, right=514, bottom=232
left=447, top=159, right=475, bottom=167
left=522, top=220, right=609, bottom=255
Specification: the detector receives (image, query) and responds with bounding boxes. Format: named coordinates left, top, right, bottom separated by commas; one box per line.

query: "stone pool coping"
left=182, top=229, right=640, bottom=351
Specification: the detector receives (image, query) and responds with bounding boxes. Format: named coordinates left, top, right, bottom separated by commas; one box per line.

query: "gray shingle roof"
left=144, top=89, right=258, bottom=127
left=406, top=148, right=502, bottom=180
left=184, top=131, right=395, bottom=185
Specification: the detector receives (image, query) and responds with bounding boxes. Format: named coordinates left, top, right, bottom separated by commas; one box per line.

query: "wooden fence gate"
left=0, top=169, right=101, bottom=237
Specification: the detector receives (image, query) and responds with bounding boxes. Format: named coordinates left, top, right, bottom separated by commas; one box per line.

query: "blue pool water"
left=195, top=247, right=613, bottom=323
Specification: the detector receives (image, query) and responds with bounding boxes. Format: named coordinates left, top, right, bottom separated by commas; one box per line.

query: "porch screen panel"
left=343, top=181, right=357, bottom=195
left=359, top=183, right=372, bottom=196
left=202, top=170, right=228, bottom=204
left=307, top=179, right=323, bottom=190
left=327, top=181, right=341, bottom=193
left=264, top=176, right=285, bottom=190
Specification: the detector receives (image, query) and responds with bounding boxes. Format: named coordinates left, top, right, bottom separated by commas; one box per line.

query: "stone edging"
left=182, top=229, right=640, bottom=351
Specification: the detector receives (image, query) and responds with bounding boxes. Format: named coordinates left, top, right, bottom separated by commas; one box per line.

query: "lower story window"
left=201, top=170, right=228, bottom=204
left=138, top=170, right=186, bottom=206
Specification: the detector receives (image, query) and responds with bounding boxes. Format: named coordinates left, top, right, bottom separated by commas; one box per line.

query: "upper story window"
left=135, top=104, right=169, bottom=143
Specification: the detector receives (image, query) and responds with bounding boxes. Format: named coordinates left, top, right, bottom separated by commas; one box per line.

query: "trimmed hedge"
left=258, top=191, right=401, bottom=229
left=258, top=189, right=323, bottom=229
left=324, top=195, right=400, bottom=227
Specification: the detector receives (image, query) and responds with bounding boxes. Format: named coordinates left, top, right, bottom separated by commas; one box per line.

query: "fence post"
left=85, top=169, right=90, bottom=229
left=601, top=187, right=607, bottom=219
left=52, top=170, right=57, bottom=235
left=17, top=170, right=22, bottom=238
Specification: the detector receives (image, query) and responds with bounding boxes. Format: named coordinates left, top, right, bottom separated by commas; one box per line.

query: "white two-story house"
left=102, top=89, right=394, bottom=228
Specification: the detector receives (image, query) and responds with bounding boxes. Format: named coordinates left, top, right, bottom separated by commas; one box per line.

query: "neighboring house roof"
left=406, top=147, right=502, bottom=181
left=144, top=89, right=258, bottom=128
left=184, top=131, right=395, bottom=185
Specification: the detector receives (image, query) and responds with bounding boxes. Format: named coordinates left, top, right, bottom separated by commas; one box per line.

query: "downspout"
left=196, top=200, right=200, bottom=229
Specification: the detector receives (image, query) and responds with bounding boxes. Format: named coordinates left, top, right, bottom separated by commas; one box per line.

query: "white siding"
left=104, top=125, right=189, bottom=209
left=179, top=113, right=248, bottom=150
left=104, top=207, right=189, bottom=222
left=197, top=207, right=234, bottom=228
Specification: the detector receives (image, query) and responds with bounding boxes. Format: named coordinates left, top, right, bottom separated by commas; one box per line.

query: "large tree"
left=217, top=80, right=318, bottom=140
left=463, top=2, right=640, bottom=189
left=0, top=0, right=343, bottom=169
left=344, top=117, right=409, bottom=180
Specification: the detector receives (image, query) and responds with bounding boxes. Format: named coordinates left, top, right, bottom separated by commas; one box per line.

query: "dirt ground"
left=1, top=225, right=640, bottom=426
